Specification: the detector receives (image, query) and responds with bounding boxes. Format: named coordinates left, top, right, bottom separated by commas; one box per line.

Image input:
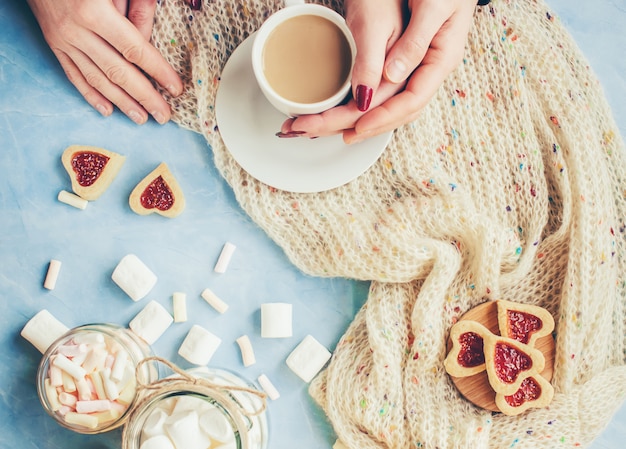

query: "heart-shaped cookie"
left=495, top=375, right=554, bottom=416
left=129, top=163, right=185, bottom=218
left=444, top=320, right=490, bottom=377
left=497, top=300, right=555, bottom=346
left=62, top=145, right=126, bottom=200
left=483, top=335, right=545, bottom=395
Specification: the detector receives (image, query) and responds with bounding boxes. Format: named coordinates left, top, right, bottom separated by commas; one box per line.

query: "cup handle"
left=284, top=0, right=305, bottom=6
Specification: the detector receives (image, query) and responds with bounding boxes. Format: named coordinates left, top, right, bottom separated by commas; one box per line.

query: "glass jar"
left=36, top=323, right=158, bottom=434
left=122, top=366, right=269, bottom=449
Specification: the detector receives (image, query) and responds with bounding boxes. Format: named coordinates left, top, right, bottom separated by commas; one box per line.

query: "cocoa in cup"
left=252, top=4, right=356, bottom=117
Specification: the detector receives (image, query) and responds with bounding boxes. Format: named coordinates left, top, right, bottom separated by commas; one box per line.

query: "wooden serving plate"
left=447, top=301, right=555, bottom=412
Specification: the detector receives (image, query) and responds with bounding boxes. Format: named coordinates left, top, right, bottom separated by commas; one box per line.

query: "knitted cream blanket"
left=152, top=0, right=626, bottom=447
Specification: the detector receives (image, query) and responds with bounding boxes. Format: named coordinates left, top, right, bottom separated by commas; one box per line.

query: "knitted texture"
left=152, top=0, right=626, bottom=447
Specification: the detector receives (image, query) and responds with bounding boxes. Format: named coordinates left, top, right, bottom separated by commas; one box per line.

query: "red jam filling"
left=504, top=377, right=542, bottom=407
left=457, top=332, right=485, bottom=368
left=494, top=342, right=533, bottom=384
left=507, top=310, right=543, bottom=344
left=71, top=151, right=109, bottom=187
left=140, top=176, right=174, bottom=211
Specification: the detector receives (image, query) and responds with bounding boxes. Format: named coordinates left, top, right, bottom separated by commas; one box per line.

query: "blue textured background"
left=0, top=1, right=623, bottom=448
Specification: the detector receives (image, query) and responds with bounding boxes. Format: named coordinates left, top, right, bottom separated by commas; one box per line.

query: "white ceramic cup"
left=251, top=2, right=356, bottom=117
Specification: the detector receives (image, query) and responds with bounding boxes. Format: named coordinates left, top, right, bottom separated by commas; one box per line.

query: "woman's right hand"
left=26, top=0, right=183, bottom=124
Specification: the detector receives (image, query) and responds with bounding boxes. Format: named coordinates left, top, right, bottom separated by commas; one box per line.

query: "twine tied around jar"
left=122, top=356, right=267, bottom=449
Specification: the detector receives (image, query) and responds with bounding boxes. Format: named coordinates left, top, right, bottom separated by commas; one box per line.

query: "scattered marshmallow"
left=286, top=335, right=332, bottom=383
left=140, top=435, right=176, bottom=449
left=21, top=309, right=69, bottom=353
left=178, top=325, right=221, bottom=366
left=200, top=288, right=229, bottom=314
left=214, top=242, right=236, bottom=273
left=235, top=335, right=256, bottom=367
left=257, top=374, right=280, bottom=401
left=129, top=300, right=173, bottom=345
left=261, top=302, right=292, bottom=338
left=111, top=254, right=157, bottom=301
left=172, top=292, right=187, bottom=322
left=43, top=259, right=62, bottom=290
left=58, top=190, right=88, bottom=210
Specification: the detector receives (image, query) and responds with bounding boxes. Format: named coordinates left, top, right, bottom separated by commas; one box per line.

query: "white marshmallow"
left=110, top=349, right=128, bottom=382
left=142, top=408, right=170, bottom=440
left=76, top=378, right=92, bottom=401
left=171, top=395, right=213, bottom=416
left=261, top=303, right=292, bottom=338
left=21, top=309, right=69, bottom=354
left=100, top=368, right=120, bottom=401
left=165, top=411, right=212, bottom=449
left=286, top=335, right=332, bottom=383
left=333, top=440, right=349, bottom=449
left=64, top=411, right=99, bottom=429
left=58, top=190, right=88, bottom=210
left=198, top=406, right=235, bottom=442
left=235, top=335, right=256, bottom=367
left=58, top=391, right=78, bottom=408
left=177, top=325, right=221, bottom=366
left=140, top=435, right=176, bottom=449
left=257, top=374, right=280, bottom=401
left=200, top=288, right=229, bottom=314
left=43, top=259, right=62, bottom=290
left=52, top=353, right=87, bottom=380
left=214, top=242, right=236, bottom=273
left=129, top=300, right=173, bottom=345
left=172, top=292, right=187, bottom=322
left=44, top=378, right=62, bottom=411
left=111, top=254, right=157, bottom=301
left=76, top=399, right=112, bottom=414
left=49, top=364, right=63, bottom=387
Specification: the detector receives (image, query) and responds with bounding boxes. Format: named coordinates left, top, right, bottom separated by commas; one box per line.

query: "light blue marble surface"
left=0, top=1, right=623, bottom=448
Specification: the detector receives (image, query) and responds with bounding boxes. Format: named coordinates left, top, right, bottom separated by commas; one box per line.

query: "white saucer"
left=215, top=33, right=391, bottom=193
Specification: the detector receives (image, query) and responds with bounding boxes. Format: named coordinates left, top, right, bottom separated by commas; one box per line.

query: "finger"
left=127, top=0, right=157, bottom=41
left=73, top=26, right=172, bottom=124
left=383, top=2, right=450, bottom=83
left=54, top=49, right=114, bottom=117
left=94, top=5, right=183, bottom=97
left=354, top=54, right=450, bottom=140
left=289, top=103, right=362, bottom=137
left=112, top=0, right=128, bottom=16
left=345, top=8, right=388, bottom=112
left=68, top=39, right=151, bottom=124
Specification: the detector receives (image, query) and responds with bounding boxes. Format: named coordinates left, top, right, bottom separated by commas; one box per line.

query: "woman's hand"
left=26, top=0, right=183, bottom=124
left=281, top=0, right=478, bottom=143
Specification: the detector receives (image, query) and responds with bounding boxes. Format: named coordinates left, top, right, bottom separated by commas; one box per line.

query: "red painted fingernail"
left=356, top=84, right=373, bottom=112
left=276, top=131, right=306, bottom=138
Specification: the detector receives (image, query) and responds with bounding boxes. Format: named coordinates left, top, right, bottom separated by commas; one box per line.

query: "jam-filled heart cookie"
left=129, top=163, right=185, bottom=218
left=494, top=374, right=554, bottom=416
left=483, top=334, right=545, bottom=396
left=444, top=320, right=490, bottom=378
left=497, top=300, right=555, bottom=346
left=61, top=145, right=126, bottom=200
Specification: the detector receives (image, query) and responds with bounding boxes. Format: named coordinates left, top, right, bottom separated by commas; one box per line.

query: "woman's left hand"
left=280, top=0, right=478, bottom=144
